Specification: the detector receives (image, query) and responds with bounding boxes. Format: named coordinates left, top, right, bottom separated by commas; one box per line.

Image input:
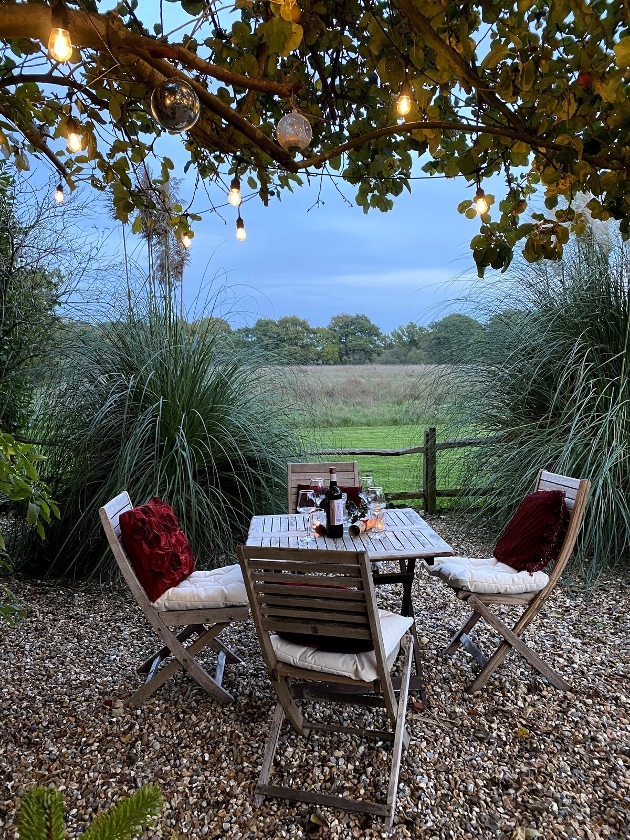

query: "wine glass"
left=297, top=489, right=318, bottom=544
left=310, top=477, right=325, bottom=508
left=359, top=475, right=374, bottom=506
left=369, top=487, right=387, bottom=540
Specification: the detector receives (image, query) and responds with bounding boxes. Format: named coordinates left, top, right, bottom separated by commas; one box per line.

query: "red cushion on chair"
left=296, top=484, right=362, bottom=508
left=494, top=490, right=570, bottom=573
left=119, top=497, right=195, bottom=602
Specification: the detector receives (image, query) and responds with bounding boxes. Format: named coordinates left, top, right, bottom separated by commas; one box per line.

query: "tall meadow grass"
left=19, top=298, right=305, bottom=577
left=450, top=231, right=630, bottom=577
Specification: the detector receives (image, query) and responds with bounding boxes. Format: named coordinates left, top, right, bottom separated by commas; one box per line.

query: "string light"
left=228, top=176, right=242, bottom=207
left=66, top=116, right=83, bottom=152
left=54, top=183, right=64, bottom=204
left=48, top=1, right=72, bottom=63
left=474, top=186, right=489, bottom=215
left=236, top=215, right=246, bottom=241
left=181, top=232, right=192, bottom=249
left=397, top=80, right=412, bottom=116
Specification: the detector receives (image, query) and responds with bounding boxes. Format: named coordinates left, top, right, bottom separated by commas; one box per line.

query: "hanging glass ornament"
left=150, top=79, right=200, bottom=132
left=276, top=109, right=312, bottom=151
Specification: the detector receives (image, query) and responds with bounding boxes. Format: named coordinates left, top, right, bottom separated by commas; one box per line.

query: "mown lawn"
left=288, top=365, right=465, bottom=502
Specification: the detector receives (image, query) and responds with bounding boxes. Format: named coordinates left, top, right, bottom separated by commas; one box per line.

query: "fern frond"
left=82, top=785, right=163, bottom=840
left=17, top=786, right=65, bottom=840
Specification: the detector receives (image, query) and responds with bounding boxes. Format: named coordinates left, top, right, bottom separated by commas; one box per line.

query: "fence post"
left=423, top=427, right=437, bottom=514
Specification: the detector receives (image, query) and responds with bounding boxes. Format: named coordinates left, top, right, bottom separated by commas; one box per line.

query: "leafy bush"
left=452, top=231, right=630, bottom=578
left=0, top=429, right=58, bottom=621
left=17, top=784, right=162, bottom=840
left=20, top=298, right=304, bottom=577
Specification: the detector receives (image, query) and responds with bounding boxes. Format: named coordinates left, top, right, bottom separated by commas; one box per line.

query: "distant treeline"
left=193, top=312, right=490, bottom=365
left=63, top=311, right=511, bottom=365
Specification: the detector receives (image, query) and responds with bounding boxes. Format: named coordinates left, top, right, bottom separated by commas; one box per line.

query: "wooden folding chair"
left=287, top=461, right=359, bottom=513
left=237, top=544, right=413, bottom=829
left=436, top=470, right=590, bottom=693
left=100, top=492, right=249, bottom=706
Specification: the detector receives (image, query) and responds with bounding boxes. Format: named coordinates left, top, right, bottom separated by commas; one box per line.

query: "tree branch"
left=296, top=119, right=621, bottom=173
left=0, top=102, right=67, bottom=178
left=0, top=3, right=297, bottom=97
left=0, top=71, right=109, bottom=108
left=394, top=0, right=528, bottom=135
left=134, top=51, right=299, bottom=172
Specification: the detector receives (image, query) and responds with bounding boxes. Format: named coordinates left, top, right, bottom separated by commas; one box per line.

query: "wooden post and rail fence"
left=311, top=427, right=498, bottom=514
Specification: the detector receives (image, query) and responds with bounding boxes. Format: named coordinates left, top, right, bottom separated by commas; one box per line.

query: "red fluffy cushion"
left=119, top=497, right=195, bottom=602
left=494, top=490, right=570, bottom=573
left=296, top=484, right=362, bottom=508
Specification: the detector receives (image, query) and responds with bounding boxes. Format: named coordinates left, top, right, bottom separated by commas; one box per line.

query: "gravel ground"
left=1, top=513, right=630, bottom=840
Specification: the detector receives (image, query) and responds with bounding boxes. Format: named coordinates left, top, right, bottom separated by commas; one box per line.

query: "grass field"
left=284, top=365, right=460, bottom=499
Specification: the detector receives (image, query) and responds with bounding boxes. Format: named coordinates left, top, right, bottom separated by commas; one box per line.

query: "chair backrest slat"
left=99, top=492, right=156, bottom=616
left=287, top=461, right=359, bottom=513
left=101, top=490, right=133, bottom=537
left=532, top=470, right=591, bottom=597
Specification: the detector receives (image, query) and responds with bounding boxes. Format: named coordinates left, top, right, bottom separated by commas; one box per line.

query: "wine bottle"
left=325, top=467, right=344, bottom=539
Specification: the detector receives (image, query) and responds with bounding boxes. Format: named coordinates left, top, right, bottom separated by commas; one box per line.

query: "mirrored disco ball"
left=150, top=79, right=200, bottom=132
left=276, top=109, right=312, bottom=151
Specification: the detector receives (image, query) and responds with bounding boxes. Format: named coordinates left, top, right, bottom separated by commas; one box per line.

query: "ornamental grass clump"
left=20, top=296, right=304, bottom=578
left=451, top=230, right=630, bottom=579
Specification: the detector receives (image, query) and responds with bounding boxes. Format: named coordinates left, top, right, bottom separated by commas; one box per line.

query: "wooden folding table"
left=246, top=507, right=454, bottom=693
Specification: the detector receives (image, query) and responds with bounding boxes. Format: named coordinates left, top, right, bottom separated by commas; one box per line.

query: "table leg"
left=374, top=558, right=429, bottom=705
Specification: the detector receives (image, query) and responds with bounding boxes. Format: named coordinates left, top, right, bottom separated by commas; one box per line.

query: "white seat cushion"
left=152, top=565, right=248, bottom=611
left=270, top=609, right=413, bottom=683
left=426, top=556, right=549, bottom=595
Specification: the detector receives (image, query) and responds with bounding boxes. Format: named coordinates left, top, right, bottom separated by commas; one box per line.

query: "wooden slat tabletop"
left=246, top=508, right=454, bottom=561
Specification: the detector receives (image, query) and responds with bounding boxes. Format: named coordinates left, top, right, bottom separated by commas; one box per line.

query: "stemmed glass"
left=369, top=486, right=387, bottom=540
left=359, top=475, right=374, bottom=508
left=297, top=488, right=318, bottom=544
left=310, top=478, right=325, bottom=509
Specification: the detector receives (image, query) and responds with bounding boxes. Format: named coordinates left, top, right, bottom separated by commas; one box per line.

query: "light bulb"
left=67, top=130, right=82, bottom=153
left=397, top=80, right=412, bottom=116
left=228, top=176, right=242, bottom=207
left=236, top=217, right=246, bottom=241
left=181, top=232, right=192, bottom=249
left=54, top=183, right=64, bottom=204
left=48, top=27, right=72, bottom=62
left=474, top=187, right=489, bottom=215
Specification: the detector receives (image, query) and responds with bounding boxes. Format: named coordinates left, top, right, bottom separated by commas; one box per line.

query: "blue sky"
left=110, top=159, right=487, bottom=333
left=79, top=1, right=494, bottom=334
left=27, top=1, right=508, bottom=334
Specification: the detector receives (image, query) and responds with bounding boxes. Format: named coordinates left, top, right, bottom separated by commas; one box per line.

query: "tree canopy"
left=0, top=1, right=628, bottom=272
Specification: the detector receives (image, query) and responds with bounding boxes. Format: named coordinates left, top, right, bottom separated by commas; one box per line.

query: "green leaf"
left=481, top=41, right=510, bottom=70
left=614, top=36, right=630, bottom=69
left=181, top=0, right=205, bottom=14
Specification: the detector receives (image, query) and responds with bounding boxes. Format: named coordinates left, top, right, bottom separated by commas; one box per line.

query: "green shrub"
left=0, top=429, right=58, bottom=620
left=451, top=231, right=630, bottom=578
left=20, top=298, right=305, bottom=577
left=17, top=784, right=162, bottom=840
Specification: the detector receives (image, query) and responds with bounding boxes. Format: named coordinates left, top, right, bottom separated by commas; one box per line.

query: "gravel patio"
left=1, top=513, right=629, bottom=840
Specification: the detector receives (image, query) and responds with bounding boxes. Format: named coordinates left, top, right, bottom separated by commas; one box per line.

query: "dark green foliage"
left=20, top=299, right=305, bottom=578
left=452, top=231, right=630, bottom=577
left=327, top=314, right=384, bottom=364
left=236, top=315, right=320, bottom=364
left=0, top=181, right=61, bottom=433
left=424, top=314, right=486, bottom=364
left=17, top=784, right=162, bottom=840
